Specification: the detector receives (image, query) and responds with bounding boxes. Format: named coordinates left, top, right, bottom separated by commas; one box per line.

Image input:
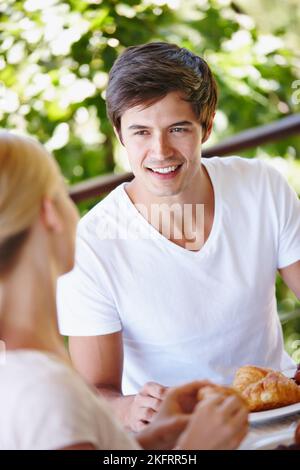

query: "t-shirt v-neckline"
left=120, top=158, right=221, bottom=258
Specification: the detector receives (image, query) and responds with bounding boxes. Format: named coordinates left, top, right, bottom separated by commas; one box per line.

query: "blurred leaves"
left=0, top=0, right=299, bottom=185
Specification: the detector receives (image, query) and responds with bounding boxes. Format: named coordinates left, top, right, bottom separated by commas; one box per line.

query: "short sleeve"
left=14, top=372, right=99, bottom=449
left=273, top=168, right=300, bottom=269
left=11, top=366, right=138, bottom=450
left=57, top=232, right=122, bottom=336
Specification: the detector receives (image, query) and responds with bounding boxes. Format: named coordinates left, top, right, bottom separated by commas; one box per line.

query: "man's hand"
left=126, top=382, right=168, bottom=432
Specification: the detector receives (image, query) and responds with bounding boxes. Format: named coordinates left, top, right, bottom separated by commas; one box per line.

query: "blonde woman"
left=0, top=132, right=248, bottom=450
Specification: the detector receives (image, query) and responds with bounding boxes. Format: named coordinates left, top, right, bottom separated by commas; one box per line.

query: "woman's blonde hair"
left=0, top=132, right=61, bottom=276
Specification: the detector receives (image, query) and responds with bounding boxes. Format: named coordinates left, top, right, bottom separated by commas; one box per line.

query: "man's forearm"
left=95, top=385, right=134, bottom=427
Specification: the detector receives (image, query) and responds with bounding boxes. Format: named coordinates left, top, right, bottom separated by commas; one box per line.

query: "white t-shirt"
left=0, top=350, right=139, bottom=450
left=57, top=157, right=300, bottom=394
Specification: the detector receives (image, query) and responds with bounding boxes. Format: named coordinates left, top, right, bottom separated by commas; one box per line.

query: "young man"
left=57, top=42, right=300, bottom=432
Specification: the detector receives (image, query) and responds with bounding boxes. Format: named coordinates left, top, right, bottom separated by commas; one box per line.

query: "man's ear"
left=201, top=112, right=216, bottom=144
left=40, top=197, right=63, bottom=233
left=113, top=126, right=124, bottom=146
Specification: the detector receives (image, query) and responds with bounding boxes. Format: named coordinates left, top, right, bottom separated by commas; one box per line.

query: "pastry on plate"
left=233, top=365, right=300, bottom=412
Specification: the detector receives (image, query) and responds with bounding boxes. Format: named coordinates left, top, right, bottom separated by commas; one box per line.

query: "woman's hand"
left=176, top=392, right=249, bottom=450
left=136, top=381, right=211, bottom=450
left=136, top=381, right=248, bottom=450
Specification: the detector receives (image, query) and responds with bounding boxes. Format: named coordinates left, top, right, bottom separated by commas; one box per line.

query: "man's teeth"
left=151, top=165, right=179, bottom=174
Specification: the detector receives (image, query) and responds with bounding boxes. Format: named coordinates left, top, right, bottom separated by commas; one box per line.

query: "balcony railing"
left=69, top=113, right=300, bottom=203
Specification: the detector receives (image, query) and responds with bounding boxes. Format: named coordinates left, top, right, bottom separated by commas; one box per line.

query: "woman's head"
left=0, top=132, right=78, bottom=278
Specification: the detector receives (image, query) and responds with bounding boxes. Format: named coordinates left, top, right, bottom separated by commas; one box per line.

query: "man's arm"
left=68, top=333, right=167, bottom=431
left=69, top=333, right=131, bottom=424
left=278, top=260, right=300, bottom=299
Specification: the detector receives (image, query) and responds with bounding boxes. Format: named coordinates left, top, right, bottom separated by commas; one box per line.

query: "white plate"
left=249, top=402, right=300, bottom=424
left=249, top=429, right=295, bottom=450
left=248, top=368, right=300, bottom=424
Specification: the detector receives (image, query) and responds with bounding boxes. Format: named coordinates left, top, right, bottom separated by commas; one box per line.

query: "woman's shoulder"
left=0, top=350, right=100, bottom=449
left=0, top=349, right=98, bottom=415
left=1, top=349, right=72, bottom=380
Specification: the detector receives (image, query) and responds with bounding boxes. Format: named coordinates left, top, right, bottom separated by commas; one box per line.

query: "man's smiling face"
left=119, top=91, right=204, bottom=198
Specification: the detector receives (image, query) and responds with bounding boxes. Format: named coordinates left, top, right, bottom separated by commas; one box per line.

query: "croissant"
left=233, top=365, right=300, bottom=412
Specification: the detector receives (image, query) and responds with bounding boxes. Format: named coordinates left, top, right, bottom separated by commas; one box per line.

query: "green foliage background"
left=0, top=0, right=300, bottom=359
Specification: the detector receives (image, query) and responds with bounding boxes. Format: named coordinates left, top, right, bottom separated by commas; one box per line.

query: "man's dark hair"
left=106, top=42, right=218, bottom=141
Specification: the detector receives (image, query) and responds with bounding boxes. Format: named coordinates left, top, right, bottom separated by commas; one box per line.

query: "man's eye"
left=134, top=130, right=149, bottom=136
left=171, top=127, right=187, bottom=133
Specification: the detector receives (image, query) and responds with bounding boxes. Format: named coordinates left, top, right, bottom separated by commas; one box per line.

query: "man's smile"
left=145, top=163, right=183, bottom=179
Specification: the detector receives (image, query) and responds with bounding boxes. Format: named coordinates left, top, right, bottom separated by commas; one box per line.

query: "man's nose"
left=151, top=134, right=173, bottom=159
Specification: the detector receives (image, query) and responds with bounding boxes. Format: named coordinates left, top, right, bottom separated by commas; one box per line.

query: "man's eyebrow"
left=128, top=121, right=193, bottom=130
left=169, top=121, right=193, bottom=127
left=128, top=124, right=150, bottom=130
